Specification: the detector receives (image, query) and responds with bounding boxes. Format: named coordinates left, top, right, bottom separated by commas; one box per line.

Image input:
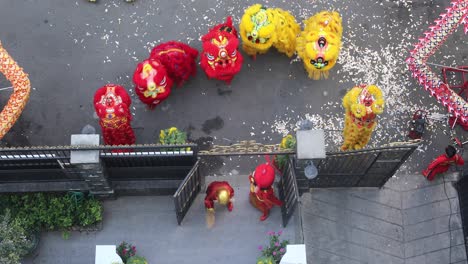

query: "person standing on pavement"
left=422, top=145, right=464, bottom=181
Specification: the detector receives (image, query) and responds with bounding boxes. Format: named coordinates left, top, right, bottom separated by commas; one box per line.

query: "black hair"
left=445, top=145, right=457, bottom=158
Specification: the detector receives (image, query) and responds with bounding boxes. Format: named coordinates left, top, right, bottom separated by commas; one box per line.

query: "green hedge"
left=0, top=193, right=102, bottom=232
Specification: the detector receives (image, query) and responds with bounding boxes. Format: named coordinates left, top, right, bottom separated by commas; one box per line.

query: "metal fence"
left=0, top=144, right=197, bottom=192
left=295, top=144, right=418, bottom=188
left=173, top=160, right=202, bottom=225
left=278, top=157, right=300, bottom=227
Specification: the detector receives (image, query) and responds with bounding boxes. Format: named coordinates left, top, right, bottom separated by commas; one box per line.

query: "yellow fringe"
left=341, top=85, right=385, bottom=151
left=239, top=4, right=299, bottom=57
left=296, top=11, right=343, bottom=79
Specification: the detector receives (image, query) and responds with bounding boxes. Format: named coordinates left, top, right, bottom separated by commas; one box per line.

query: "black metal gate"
left=295, top=143, right=418, bottom=188
left=173, top=160, right=202, bottom=225
left=278, top=157, right=300, bottom=227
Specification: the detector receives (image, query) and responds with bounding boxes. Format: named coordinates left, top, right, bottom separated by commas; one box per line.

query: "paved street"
left=302, top=172, right=467, bottom=264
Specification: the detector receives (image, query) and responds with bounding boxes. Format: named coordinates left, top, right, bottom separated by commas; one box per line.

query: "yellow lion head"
left=240, top=4, right=277, bottom=53
left=343, top=85, right=385, bottom=118
left=303, top=30, right=341, bottom=71
left=297, top=11, right=343, bottom=79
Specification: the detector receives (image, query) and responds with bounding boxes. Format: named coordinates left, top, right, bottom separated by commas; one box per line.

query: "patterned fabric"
left=0, top=41, right=31, bottom=140
left=240, top=4, right=300, bottom=58
left=133, top=58, right=172, bottom=109
left=248, top=163, right=283, bottom=221
left=341, top=84, right=385, bottom=151
left=93, top=84, right=135, bottom=146
left=133, top=41, right=198, bottom=108
left=406, top=0, right=468, bottom=126
left=149, top=41, right=198, bottom=86
left=201, top=16, right=243, bottom=84
left=296, top=11, right=343, bottom=80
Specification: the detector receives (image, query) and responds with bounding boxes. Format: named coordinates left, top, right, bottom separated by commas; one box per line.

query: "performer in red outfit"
left=249, top=163, right=283, bottom=221
left=133, top=58, right=172, bottom=109
left=200, top=16, right=243, bottom=84
left=93, top=84, right=135, bottom=146
left=204, top=181, right=234, bottom=228
left=204, top=181, right=235, bottom=211
left=149, top=41, right=198, bottom=86
left=422, top=145, right=464, bottom=181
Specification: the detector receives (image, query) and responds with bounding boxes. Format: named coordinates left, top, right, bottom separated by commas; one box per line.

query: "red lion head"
left=252, top=163, right=276, bottom=189
left=133, top=58, right=172, bottom=108
left=93, top=84, right=132, bottom=121
left=201, top=17, right=243, bottom=84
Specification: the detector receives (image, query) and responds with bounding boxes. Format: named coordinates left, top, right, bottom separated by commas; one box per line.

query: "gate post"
left=70, top=134, right=114, bottom=199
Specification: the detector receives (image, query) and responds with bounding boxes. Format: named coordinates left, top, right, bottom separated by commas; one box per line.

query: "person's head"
left=217, top=190, right=229, bottom=205
left=445, top=145, right=457, bottom=158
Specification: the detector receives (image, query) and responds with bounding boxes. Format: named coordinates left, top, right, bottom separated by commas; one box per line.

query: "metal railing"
left=173, top=160, right=202, bottom=225
left=297, top=143, right=419, bottom=188
left=278, top=157, right=300, bottom=228
left=0, top=144, right=197, bottom=183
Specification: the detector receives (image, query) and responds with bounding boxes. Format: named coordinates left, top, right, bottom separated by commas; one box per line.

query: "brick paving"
left=301, top=172, right=467, bottom=264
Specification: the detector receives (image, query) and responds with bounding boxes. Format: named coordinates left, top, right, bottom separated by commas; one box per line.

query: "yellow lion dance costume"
left=296, top=11, right=343, bottom=80
left=239, top=4, right=300, bottom=58
left=342, top=84, right=384, bottom=151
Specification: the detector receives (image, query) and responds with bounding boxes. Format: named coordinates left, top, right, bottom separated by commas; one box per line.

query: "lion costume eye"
left=206, top=53, right=215, bottom=60
left=231, top=50, right=237, bottom=57
left=160, top=76, right=166, bottom=86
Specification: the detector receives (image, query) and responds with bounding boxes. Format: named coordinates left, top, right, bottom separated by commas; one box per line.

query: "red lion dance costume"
left=204, top=181, right=234, bottom=228
left=200, top=17, right=243, bottom=84
left=133, top=41, right=198, bottom=108
left=249, top=163, right=283, bottom=221
left=93, top=84, right=136, bottom=146
left=204, top=181, right=235, bottom=212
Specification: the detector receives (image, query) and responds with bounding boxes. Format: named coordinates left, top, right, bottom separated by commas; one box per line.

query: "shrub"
left=257, top=230, right=289, bottom=264
left=274, top=135, right=296, bottom=171
left=0, top=210, right=33, bottom=264
left=127, top=256, right=148, bottom=264
left=0, top=192, right=103, bottom=233
left=159, top=127, right=190, bottom=151
left=116, top=241, right=136, bottom=263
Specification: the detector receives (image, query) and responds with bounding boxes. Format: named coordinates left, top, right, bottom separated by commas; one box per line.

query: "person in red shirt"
left=422, top=145, right=464, bottom=181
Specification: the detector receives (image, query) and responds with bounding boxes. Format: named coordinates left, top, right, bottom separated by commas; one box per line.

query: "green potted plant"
left=0, top=210, right=33, bottom=264
left=127, top=256, right=148, bottom=264
left=274, top=135, right=296, bottom=172
left=159, top=127, right=190, bottom=151
left=257, top=230, right=289, bottom=264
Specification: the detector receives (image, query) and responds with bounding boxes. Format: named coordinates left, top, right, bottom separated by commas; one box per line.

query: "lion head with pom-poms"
left=133, top=58, right=172, bottom=109
left=201, top=16, right=243, bottom=84
left=240, top=4, right=299, bottom=58
left=297, top=11, right=343, bottom=80
left=240, top=4, right=277, bottom=57
left=341, top=84, right=384, bottom=151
